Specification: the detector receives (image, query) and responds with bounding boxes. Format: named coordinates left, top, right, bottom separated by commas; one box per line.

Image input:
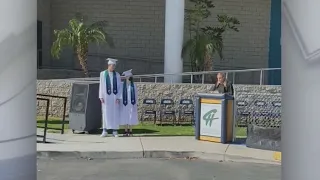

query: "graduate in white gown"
left=99, top=58, right=122, bottom=137
left=120, top=69, right=138, bottom=136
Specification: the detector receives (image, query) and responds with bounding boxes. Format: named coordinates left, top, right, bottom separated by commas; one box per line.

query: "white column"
left=282, top=0, right=320, bottom=180
left=0, top=0, right=37, bottom=179
left=164, top=0, right=185, bottom=83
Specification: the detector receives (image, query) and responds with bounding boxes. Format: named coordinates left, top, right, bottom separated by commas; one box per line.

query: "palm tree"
left=51, top=14, right=114, bottom=77
left=182, top=29, right=224, bottom=73
left=182, top=3, right=240, bottom=83
left=182, top=29, right=223, bottom=82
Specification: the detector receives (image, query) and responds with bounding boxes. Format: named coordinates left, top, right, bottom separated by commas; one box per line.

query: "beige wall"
left=37, top=0, right=271, bottom=78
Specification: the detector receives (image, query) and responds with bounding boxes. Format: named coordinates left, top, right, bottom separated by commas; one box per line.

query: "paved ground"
left=37, top=132, right=281, bottom=164
left=37, top=158, right=281, bottom=180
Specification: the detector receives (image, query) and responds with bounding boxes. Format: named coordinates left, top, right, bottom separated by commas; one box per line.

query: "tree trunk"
left=77, top=47, right=89, bottom=77
left=78, top=55, right=89, bottom=77
left=203, top=54, right=213, bottom=83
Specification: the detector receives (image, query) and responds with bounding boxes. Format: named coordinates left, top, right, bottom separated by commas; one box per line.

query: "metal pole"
left=155, top=77, right=158, bottom=83
left=259, top=69, right=263, bottom=85
left=43, top=99, right=50, bottom=142
left=190, top=74, right=193, bottom=84
left=61, top=98, right=67, bottom=134
left=232, top=72, right=236, bottom=84
left=232, top=92, right=237, bottom=142
left=0, top=0, right=37, bottom=179
left=282, top=1, right=320, bottom=180
left=201, top=74, right=205, bottom=84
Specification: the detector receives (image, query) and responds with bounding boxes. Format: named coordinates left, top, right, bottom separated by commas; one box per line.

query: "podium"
left=195, top=93, right=234, bottom=144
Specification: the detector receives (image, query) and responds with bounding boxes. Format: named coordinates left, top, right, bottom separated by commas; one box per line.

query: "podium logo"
left=203, top=109, right=218, bottom=127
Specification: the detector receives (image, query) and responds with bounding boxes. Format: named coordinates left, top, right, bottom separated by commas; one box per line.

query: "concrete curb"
left=37, top=151, right=144, bottom=160
left=37, top=150, right=281, bottom=165
left=273, top=152, right=281, bottom=161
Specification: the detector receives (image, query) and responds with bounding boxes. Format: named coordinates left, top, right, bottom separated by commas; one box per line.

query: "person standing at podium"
left=120, top=69, right=138, bottom=137
left=99, top=58, right=122, bottom=137
left=211, top=72, right=234, bottom=95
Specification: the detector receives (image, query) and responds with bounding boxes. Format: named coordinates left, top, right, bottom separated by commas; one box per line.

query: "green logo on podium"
left=203, top=109, right=218, bottom=127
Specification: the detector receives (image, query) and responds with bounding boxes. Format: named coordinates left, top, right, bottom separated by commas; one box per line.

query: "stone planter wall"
left=37, top=80, right=281, bottom=120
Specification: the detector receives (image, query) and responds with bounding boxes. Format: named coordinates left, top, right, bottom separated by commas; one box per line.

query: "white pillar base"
left=164, top=0, right=185, bottom=83
left=0, top=0, right=37, bottom=179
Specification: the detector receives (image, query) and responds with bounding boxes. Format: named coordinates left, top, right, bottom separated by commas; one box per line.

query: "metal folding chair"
left=140, top=98, right=157, bottom=124
left=178, top=99, right=194, bottom=125
left=159, top=98, right=176, bottom=125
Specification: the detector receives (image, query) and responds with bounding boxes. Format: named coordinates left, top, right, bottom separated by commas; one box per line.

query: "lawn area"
left=37, top=116, right=246, bottom=137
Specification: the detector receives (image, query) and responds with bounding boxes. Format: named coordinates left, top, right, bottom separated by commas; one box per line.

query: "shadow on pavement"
left=231, top=138, right=246, bottom=145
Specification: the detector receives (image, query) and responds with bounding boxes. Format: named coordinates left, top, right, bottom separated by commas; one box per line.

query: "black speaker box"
left=69, top=81, right=102, bottom=133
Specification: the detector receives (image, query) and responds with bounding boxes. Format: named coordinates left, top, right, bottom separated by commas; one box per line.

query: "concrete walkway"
left=37, top=132, right=281, bottom=165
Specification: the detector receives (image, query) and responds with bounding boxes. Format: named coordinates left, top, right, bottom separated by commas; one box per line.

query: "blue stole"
left=122, top=80, right=136, bottom=106
left=105, top=70, right=118, bottom=95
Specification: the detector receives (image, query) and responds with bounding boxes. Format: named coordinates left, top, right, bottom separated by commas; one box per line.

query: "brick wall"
left=200, top=0, right=271, bottom=70
left=47, top=0, right=165, bottom=74
left=38, top=0, right=271, bottom=79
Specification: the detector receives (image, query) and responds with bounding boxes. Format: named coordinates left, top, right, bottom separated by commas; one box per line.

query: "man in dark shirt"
left=210, top=72, right=234, bottom=95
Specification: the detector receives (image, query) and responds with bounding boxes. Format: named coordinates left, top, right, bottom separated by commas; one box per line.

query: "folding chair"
left=140, top=98, right=157, bottom=124
left=159, top=98, right=176, bottom=125
left=178, top=99, right=194, bottom=125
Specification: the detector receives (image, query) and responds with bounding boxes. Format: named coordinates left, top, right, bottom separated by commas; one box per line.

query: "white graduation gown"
left=120, top=83, right=138, bottom=126
left=99, top=71, right=122, bottom=130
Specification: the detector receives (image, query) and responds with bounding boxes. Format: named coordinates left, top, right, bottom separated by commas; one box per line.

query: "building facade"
left=37, top=0, right=281, bottom=84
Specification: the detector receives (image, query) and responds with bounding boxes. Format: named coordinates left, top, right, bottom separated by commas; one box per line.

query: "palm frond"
left=88, top=20, right=114, bottom=47
left=217, top=14, right=240, bottom=32
left=51, top=29, right=74, bottom=59
left=68, top=19, right=80, bottom=33
left=206, top=31, right=224, bottom=59
left=182, top=38, right=196, bottom=58
left=85, top=27, right=114, bottom=47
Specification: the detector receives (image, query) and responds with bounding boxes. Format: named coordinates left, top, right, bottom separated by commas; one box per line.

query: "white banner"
left=199, top=103, right=222, bottom=137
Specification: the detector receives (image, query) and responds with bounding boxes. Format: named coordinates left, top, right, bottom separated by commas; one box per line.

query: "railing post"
left=259, top=70, right=263, bottom=85
left=140, top=78, right=142, bottom=82
left=155, top=77, right=157, bottom=83
left=202, top=74, right=205, bottom=84
left=190, top=74, right=193, bottom=84
left=232, top=72, right=236, bottom=84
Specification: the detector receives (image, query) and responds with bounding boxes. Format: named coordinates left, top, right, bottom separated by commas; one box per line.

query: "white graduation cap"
left=122, top=69, right=133, bottom=77
left=107, top=58, right=118, bottom=65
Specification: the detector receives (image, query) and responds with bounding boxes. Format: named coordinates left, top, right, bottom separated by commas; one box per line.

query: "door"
left=37, top=20, right=43, bottom=68
left=268, top=0, right=281, bottom=85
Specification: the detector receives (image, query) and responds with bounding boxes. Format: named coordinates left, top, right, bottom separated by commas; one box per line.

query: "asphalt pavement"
left=37, top=158, right=281, bottom=180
